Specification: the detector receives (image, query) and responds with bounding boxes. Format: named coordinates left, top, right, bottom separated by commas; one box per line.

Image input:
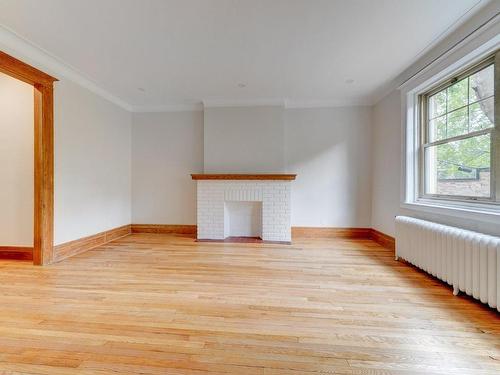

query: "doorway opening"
left=0, top=51, right=57, bottom=265
left=0, top=72, right=34, bottom=260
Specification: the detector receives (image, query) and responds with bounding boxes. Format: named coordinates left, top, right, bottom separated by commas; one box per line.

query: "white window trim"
left=402, top=34, right=500, bottom=222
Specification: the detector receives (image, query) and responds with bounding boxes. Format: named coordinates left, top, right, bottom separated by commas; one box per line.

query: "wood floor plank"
left=0, top=233, right=498, bottom=374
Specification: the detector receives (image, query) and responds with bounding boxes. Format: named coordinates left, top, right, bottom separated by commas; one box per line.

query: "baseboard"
left=0, top=246, right=34, bottom=261
left=131, top=224, right=197, bottom=235
left=291, top=227, right=372, bottom=239
left=53, top=224, right=131, bottom=262
left=133, top=225, right=373, bottom=242
left=130, top=225, right=395, bottom=250
left=370, top=228, right=396, bottom=251
left=291, top=226, right=395, bottom=250
left=51, top=224, right=395, bottom=263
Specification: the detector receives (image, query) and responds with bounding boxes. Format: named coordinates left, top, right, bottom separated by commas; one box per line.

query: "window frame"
left=417, top=50, right=499, bottom=204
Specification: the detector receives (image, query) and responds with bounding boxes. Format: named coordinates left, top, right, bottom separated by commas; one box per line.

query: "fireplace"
left=224, top=201, right=262, bottom=238
left=191, top=174, right=296, bottom=243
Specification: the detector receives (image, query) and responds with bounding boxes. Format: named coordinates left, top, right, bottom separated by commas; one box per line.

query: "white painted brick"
left=195, top=179, right=292, bottom=242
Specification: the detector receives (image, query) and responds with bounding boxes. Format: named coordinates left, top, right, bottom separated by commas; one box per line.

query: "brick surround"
left=195, top=180, right=292, bottom=242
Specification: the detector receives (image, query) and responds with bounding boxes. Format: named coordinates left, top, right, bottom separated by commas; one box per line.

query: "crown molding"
left=0, top=24, right=132, bottom=111
left=131, top=102, right=203, bottom=112
left=131, top=98, right=371, bottom=112
left=203, top=98, right=285, bottom=108
left=202, top=97, right=372, bottom=109
left=285, top=98, right=371, bottom=109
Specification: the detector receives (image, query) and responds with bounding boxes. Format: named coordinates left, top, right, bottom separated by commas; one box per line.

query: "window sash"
left=424, top=127, right=492, bottom=148
left=423, top=57, right=494, bottom=103
left=427, top=95, right=494, bottom=123
left=418, top=50, right=499, bottom=204
left=422, top=131, right=494, bottom=201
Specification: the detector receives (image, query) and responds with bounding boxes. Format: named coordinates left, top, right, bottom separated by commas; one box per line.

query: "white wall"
left=370, top=91, right=401, bottom=236
left=131, top=105, right=374, bottom=227
left=54, top=79, right=132, bottom=245
left=0, top=73, right=34, bottom=246
left=203, top=106, right=285, bottom=173
left=132, top=111, right=204, bottom=224
left=286, top=107, right=373, bottom=227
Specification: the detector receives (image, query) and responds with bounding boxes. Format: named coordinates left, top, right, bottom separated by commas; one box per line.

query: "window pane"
left=469, top=64, right=494, bottom=103
left=447, top=78, right=468, bottom=111
left=446, top=107, right=468, bottom=138
left=429, top=90, right=446, bottom=119
left=425, top=134, right=491, bottom=197
left=429, top=115, right=446, bottom=142
left=470, top=97, right=494, bottom=131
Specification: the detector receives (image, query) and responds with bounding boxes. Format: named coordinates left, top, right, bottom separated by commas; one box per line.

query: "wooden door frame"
left=0, top=51, right=57, bottom=265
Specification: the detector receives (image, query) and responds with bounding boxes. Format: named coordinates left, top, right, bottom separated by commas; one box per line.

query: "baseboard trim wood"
left=130, top=225, right=395, bottom=250
left=292, top=227, right=372, bottom=239
left=0, top=246, right=34, bottom=261
left=370, top=228, right=396, bottom=251
left=291, top=226, right=395, bottom=250
left=50, top=224, right=395, bottom=263
left=131, top=224, right=197, bottom=236
left=133, top=225, right=375, bottom=242
left=53, top=224, right=131, bottom=262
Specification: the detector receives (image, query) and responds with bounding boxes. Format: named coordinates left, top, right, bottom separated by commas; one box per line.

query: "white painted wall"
left=203, top=106, right=285, bottom=173
left=132, top=111, right=203, bottom=224
left=286, top=107, right=373, bottom=227
left=54, top=79, right=132, bottom=245
left=0, top=73, right=34, bottom=246
left=370, top=91, right=401, bottom=236
left=132, top=106, right=374, bottom=228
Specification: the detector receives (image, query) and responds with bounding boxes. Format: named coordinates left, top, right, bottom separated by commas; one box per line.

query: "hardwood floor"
left=0, top=233, right=498, bottom=374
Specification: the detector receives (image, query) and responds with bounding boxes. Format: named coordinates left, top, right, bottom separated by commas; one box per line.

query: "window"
left=419, top=50, right=499, bottom=203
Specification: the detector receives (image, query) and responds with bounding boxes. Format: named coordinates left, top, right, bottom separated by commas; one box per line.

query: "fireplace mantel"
left=191, top=174, right=296, bottom=181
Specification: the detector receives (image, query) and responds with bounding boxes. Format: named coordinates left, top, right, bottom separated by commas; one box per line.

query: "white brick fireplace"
left=191, top=174, right=296, bottom=243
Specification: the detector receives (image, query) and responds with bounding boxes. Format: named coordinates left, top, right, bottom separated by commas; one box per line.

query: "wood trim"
left=0, top=51, right=57, bottom=265
left=33, top=83, right=54, bottom=265
left=0, top=246, right=34, bottom=261
left=291, top=227, right=395, bottom=250
left=292, top=227, right=372, bottom=239
left=370, top=229, right=396, bottom=251
left=131, top=224, right=197, bottom=236
left=191, top=174, right=297, bottom=180
left=0, top=51, right=57, bottom=86
left=130, top=226, right=394, bottom=249
left=53, top=225, right=131, bottom=262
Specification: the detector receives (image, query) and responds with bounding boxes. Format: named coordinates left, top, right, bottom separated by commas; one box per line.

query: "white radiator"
left=395, top=216, right=500, bottom=312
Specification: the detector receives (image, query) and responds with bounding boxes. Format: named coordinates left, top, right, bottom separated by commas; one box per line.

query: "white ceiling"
left=0, top=0, right=484, bottom=110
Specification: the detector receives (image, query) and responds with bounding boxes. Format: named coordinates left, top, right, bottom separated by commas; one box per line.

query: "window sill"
left=401, top=199, right=500, bottom=224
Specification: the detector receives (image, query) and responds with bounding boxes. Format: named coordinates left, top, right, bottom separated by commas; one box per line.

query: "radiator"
left=395, top=216, right=500, bottom=312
